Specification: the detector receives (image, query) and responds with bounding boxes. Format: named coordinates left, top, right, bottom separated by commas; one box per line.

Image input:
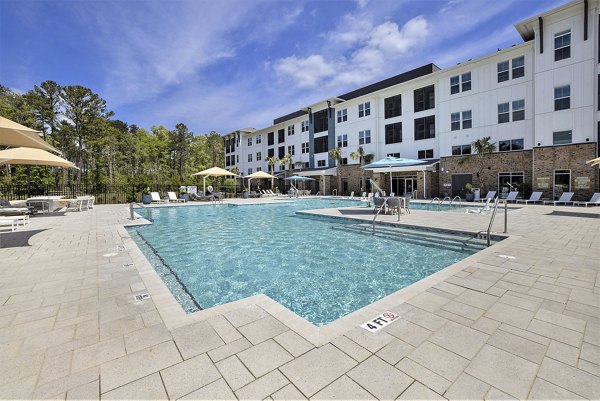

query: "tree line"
left=0, top=81, right=224, bottom=190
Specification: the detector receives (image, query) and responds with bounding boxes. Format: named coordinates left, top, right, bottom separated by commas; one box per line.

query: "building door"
left=451, top=174, right=472, bottom=197
left=553, top=169, right=571, bottom=200
left=404, top=177, right=416, bottom=196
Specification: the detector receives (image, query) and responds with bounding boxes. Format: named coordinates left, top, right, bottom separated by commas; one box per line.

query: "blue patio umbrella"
left=363, top=157, right=427, bottom=194
left=284, top=175, right=315, bottom=181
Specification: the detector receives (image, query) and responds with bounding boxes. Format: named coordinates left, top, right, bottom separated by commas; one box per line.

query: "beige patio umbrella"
left=0, top=147, right=77, bottom=168
left=0, top=116, right=60, bottom=153
left=586, top=156, right=600, bottom=167
left=246, top=170, right=275, bottom=191
left=191, top=166, right=236, bottom=194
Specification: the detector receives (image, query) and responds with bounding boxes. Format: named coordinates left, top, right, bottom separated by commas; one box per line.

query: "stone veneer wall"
left=439, top=150, right=534, bottom=197
left=533, top=143, right=598, bottom=201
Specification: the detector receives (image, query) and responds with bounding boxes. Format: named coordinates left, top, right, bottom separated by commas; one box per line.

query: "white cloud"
left=275, top=15, right=429, bottom=89
left=274, top=55, right=337, bottom=89
left=356, top=0, right=370, bottom=10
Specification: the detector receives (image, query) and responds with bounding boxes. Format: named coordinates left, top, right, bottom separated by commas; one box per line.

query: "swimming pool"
left=129, top=199, right=492, bottom=326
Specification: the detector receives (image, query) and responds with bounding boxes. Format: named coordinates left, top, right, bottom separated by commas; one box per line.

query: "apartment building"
left=223, top=0, right=599, bottom=200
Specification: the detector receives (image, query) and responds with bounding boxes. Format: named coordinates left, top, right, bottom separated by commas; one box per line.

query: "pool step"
left=331, top=223, right=490, bottom=252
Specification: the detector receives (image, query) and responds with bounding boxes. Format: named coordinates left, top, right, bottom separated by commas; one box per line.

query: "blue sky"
left=1, top=0, right=568, bottom=136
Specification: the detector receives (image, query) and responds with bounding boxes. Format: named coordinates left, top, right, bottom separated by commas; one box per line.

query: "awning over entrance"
left=297, top=167, right=337, bottom=177
left=363, top=158, right=439, bottom=173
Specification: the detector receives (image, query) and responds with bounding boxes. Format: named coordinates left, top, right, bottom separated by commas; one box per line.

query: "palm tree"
left=350, top=146, right=374, bottom=193
left=459, top=136, right=496, bottom=190
left=266, top=156, right=277, bottom=189
left=279, top=154, right=291, bottom=191
left=328, top=147, right=343, bottom=195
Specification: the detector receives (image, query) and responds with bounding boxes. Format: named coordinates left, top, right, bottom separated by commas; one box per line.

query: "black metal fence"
left=0, top=184, right=246, bottom=204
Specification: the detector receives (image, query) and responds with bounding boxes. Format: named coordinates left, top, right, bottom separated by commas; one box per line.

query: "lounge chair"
left=1, top=199, right=35, bottom=215
left=168, top=192, right=185, bottom=203
left=543, top=192, right=574, bottom=206
left=516, top=192, right=543, bottom=204
left=475, top=191, right=496, bottom=202
left=65, top=198, right=87, bottom=212
left=150, top=192, right=165, bottom=203
left=0, top=217, right=19, bottom=232
left=505, top=191, right=519, bottom=202
left=573, top=193, right=600, bottom=207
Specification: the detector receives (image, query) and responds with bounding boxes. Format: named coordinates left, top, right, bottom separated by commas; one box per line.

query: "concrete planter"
left=142, top=194, right=152, bottom=204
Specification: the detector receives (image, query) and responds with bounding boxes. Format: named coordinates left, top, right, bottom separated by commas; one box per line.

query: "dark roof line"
left=272, top=63, right=440, bottom=125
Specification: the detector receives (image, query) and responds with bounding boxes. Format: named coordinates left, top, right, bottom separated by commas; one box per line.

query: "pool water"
left=129, top=199, right=486, bottom=326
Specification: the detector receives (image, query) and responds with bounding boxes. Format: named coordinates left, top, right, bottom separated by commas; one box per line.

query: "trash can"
left=473, top=188, right=481, bottom=200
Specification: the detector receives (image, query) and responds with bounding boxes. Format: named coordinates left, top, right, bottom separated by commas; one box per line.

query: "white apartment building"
left=224, top=0, right=599, bottom=200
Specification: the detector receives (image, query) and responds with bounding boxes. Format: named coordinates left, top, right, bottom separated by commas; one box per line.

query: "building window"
left=267, top=132, right=274, bottom=146
left=497, top=61, right=509, bottom=83
left=414, top=116, right=435, bottom=140
left=499, top=138, right=524, bottom=151
left=387, top=153, right=400, bottom=158
left=336, top=109, right=348, bottom=123
left=236, top=155, right=239, bottom=163
left=225, top=155, right=230, bottom=166
left=359, top=130, right=371, bottom=145
left=267, top=148, right=274, bottom=158
left=384, top=123, right=402, bottom=144
left=384, top=94, right=402, bottom=118
left=301, top=142, right=309, bottom=154
left=256, top=152, right=262, bottom=161
left=418, top=149, right=434, bottom=159
left=462, top=72, right=471, bottom=91
left=512, top=100, right=525, bottom=121
left=248, top=168, right=252, bottom=175
left=462, top=110, right=472, bottom=129
left=257, top=167, right=262, bottom=172
left=450, top=75, right=459, bottom=94
left=452, top=144, right=472, bottom=155
left=317, top=159, right=326, bottom=167
left=256, top=134, right=262, bottom=144
left=451, top=112, right=460, bottom=131
left=313, top=109, right=328, bottom=133
left=301, top=120, right=309, bottom=132
left=553, top=130, right=572, bottom=145
left=512, top=56, right=524, bottom=79
left=288, top=125, right=295, bottom=136
left=498, top=172, right=525, bottom=197
left=498, top=103, right=510, bottom=123
left=337, top=134, right=348, bottom=148
left=287, top=145, right=295, bottom=155
left=278, top=146, right=285, bottom=159
left=303, top=162, right=309, bottom=169
left=554, top=85, right=570, bottom=111
left=278, top=129, right=285, bottom=143
left=247, top=137, right=252, bottom=146
left=414, top=85, right=435, bottom=111
left=248, top=154, right=252, bottom=162
left=314, top=136, right=328, bottom=153
left=554, top=30, right=571, bottom=61
left=358, top=102, right=371, bottom=117
left=340, top=158, right=348, bottom=165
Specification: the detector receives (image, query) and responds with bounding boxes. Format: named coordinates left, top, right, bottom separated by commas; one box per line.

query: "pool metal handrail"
left=451, top=196, right=462, bottom=208
left=130, top=202, right=152, bottom=221
left=480, top=197, right=509, bottom=246
left=372, top=196, right=402, bottom=234
left=430, top=197, right=440, bottom=204
left=442, top=196, right=451, bottom=204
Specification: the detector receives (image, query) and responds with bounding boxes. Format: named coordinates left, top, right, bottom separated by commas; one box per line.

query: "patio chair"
left=573, top=193, right=600, bottom=207
left=150, top=192, right=165, bottom=203
left=349, top=191, right=355, bottom=199
left=516, top=192, right=543, bottom=204
left=505, top=191, right=519, bottom=202
left=390, top=192, right=395, bottom=197
left=475, top=191, right=496, bottom=202
left=386, top=197, right=400, bottom=215
left=373, top=197, right=385, bottom=213
left=167, top=192, right=185, bottom=203
left=403, top=197, right=411, bottom=214
left=213, top=192, right=223, bottom=203
left=543, top=192, right=574, bottom=206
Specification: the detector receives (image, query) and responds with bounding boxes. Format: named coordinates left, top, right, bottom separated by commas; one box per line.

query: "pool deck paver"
left=0, top=198, right=599, bottom=400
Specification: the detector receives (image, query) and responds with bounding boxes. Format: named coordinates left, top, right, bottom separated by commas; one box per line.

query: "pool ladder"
left=129, top=202, right=153, bottom=221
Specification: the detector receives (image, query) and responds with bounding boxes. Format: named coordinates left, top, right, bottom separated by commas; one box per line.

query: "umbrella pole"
left=203, top=176, right=206, bottom=195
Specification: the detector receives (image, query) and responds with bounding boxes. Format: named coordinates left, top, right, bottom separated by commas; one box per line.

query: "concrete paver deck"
left=0, top=198, right=598, bottom=400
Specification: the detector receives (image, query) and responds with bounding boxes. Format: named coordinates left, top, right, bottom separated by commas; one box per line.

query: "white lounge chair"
left=475, top=191, right=496, bottom=202
left=573, top=193, right=600, bottom=207
left=543, top=192, right=574, bottom=206
left=505, top=191, right=519, bottom=202
left=516, top=192, right=543, bottom=204
left=168, top=192, right=185, bottom=203
left=150, top=192, right=165, bottom=203
left=0, top=217, right=19, bottom=232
